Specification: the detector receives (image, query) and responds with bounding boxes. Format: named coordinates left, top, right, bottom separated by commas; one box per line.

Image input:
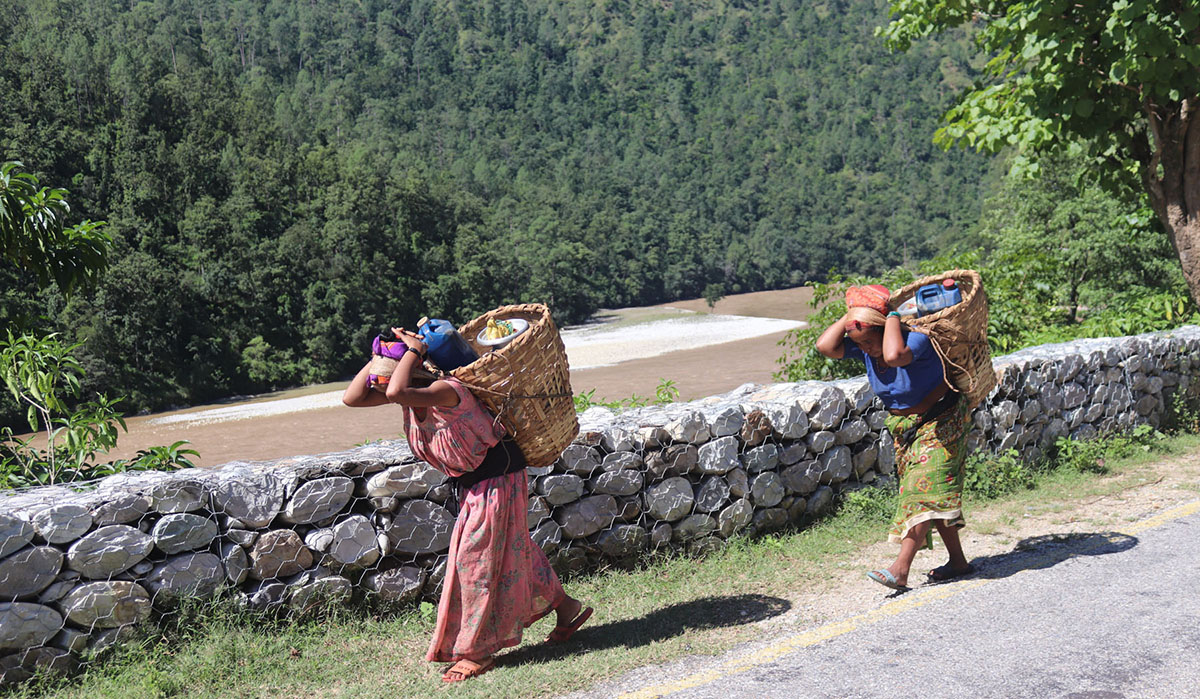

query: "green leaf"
left=1075, top=98, right=1095, bottom=118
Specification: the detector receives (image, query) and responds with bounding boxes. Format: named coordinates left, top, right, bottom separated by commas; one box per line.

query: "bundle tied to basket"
left=889, top=269, right=997, bottom=409
left=449, top=303, right=579, bottom=468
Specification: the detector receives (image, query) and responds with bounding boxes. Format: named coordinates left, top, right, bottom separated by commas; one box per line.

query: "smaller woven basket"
left=369, top=355, right=398, bottom=380
left=368, top=355, right=438, bottom=388
left=889, top=269, right=996, bottom=409
left=450, top=303, right=579, bottom=468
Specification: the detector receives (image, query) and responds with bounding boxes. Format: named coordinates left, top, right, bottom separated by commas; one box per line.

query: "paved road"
left=580, top=501, right=1200, bottom=699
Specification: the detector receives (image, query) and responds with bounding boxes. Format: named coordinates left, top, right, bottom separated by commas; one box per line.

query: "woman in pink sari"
left=343, top=328, right=592, bottom=683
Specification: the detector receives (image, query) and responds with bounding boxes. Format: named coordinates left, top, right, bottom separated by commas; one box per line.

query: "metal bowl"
left=475, top=318, right=530, bottom=349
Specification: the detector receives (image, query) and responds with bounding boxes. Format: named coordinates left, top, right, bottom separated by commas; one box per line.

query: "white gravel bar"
left=561, top=313, right=807, bottom=369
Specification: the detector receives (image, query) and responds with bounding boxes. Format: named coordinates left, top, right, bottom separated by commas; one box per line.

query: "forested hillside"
left=0, top=0, right=994, bottom=416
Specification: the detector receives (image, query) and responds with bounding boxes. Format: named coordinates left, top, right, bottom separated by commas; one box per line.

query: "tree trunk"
left=1142, top=98, right=1200, bottom=304
left=1068, top=276, right=1080, bottom=323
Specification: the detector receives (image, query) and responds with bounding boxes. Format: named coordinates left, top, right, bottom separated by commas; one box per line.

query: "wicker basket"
left=889, top=269, right=996, bottom=409
left=449, top=303, right=579, bottom=468
left=368, top=355, right=438, bottom=388
left=368, top=355, right=399, bottom=380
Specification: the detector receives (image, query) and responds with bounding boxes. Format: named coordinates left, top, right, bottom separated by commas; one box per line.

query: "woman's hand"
left=383, top=330, right=460, bottom=409
left=392, top=327, right=427, bottom=358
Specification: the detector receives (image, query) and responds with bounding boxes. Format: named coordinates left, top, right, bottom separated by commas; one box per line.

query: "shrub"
left=962, top=449, right=1036, bottom=500
left=837, top=485, right=896, bottom=522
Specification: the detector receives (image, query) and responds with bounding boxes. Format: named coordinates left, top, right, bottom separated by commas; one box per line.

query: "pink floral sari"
left=403, top=379, right=566, bottom=662
left=425, top=470, right=565, bottom=662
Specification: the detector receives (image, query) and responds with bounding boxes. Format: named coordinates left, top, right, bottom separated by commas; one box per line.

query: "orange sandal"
left=442, top=657, right=495, bottom=683
left=546, top=606, right=593, bottom=643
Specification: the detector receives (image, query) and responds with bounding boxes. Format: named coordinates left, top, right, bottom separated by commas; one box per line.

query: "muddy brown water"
left=86, top=287, right=818, bottom=468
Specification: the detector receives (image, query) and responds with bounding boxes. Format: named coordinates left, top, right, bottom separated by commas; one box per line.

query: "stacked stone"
left=968, top=328, right=1200, bottom=462
left=0, top=441, right=437, bottom=684
left=528, top=380, right=871, bottom=573
left=3, top=325, right=1200, bottom=683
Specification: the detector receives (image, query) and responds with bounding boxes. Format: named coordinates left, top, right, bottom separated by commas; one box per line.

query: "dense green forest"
left=0, top=0, right=996, bottom=421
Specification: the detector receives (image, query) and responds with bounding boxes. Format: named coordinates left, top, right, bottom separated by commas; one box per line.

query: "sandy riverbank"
left=92, top=286, right=818, bottom=466
left=145, top=311, right=806, bottom=429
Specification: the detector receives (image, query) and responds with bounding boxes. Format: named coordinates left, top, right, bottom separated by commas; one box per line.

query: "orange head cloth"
left=845, top=284, right=891, bottom=314
left=844, top=306, right=887, bottom=333
left=844, top=284, right=891, bottom=333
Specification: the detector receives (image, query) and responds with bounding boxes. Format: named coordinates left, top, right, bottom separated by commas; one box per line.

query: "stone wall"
left=3, top=326, right=1200, bottom=682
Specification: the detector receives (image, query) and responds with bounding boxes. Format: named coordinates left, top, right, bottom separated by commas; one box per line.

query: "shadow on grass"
left=498, top=594, right=791, bottom=667
left=933, top=531, right=1139, bottom=585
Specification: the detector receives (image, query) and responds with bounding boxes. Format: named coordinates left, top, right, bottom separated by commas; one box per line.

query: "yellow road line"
left=1116, top=500, right=1200, bottom=536
left=619, top=499, right=1200, bottom=699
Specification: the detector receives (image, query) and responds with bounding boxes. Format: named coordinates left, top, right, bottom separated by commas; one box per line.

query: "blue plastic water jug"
left=417, top=318, right=479, bottom=371
left=915, top=279, right=963, bottom=317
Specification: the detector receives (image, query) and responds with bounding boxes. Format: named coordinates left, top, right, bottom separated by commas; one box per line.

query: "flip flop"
left=927, top=563, right=976, bottom=582
left=442, top=657, right=495, bottom=683
left=866, top=569, right=908, bottom=590
left=546, top=605, right=593, bottom=643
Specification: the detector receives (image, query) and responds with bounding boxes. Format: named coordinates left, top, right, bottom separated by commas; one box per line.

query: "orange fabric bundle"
left=845, top=284, right=891, bottom=314
left=844, top=306, right=887, bottom=332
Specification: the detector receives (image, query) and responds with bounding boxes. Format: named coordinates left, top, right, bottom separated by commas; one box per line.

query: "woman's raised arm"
left=384, top=329, right=461, bottom=408
left=814, top=313, right=849, bottom=359
left=342, top=361, right=391, bottom=408
left=882, top=315, right=914, bottom=366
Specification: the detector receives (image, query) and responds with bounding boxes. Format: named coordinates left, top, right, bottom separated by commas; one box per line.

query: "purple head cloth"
left=368, top=334, right=409, bottom=389
left=372, top=335, right=408, bottom=360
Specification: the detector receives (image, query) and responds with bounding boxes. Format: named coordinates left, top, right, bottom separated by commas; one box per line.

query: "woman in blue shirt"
left=816, top=294, right=975, bottom=590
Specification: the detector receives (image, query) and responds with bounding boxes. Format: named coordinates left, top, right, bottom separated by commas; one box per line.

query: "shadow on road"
left=964, top=531, right=1139, bottom=582
left=498, top=593, right=791, bottom=666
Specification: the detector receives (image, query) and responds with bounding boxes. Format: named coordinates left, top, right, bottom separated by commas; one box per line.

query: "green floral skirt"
left=884, top=398, right=972, bottom=546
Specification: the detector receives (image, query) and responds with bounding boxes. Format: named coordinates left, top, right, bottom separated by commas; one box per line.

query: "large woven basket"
left=449, top=303, right=579, bottom=468
left=889, top=269, right=996, bottom=409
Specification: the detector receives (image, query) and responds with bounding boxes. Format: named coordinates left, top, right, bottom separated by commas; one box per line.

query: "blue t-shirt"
left=842, top=331, right=946, bottom=410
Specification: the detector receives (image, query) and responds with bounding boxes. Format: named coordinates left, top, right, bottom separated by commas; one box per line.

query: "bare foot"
left=866, top=568, right=908, bottom=590
left=555, top=596, right=582, bottom=627
left=886, top=566, right=910, bottom=588
left=927, top=562, right=976, bottom=582
left=546, top=599, right=593, bottom=643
